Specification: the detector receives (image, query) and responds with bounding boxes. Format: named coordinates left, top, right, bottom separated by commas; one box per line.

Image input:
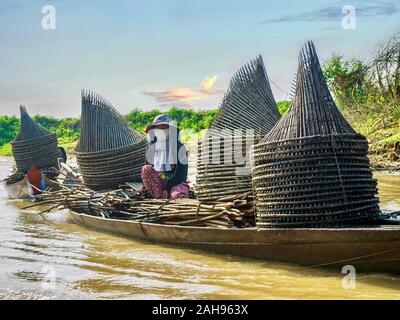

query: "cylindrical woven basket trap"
left=11, top=105, right=61, bottom=172
left=196, top=135, right=262, bottom=201
left=196, top=56, right=280, bottom=201
left=75, top=91, right=148, bottom=190
left=251, top=42, right=380, bottom=228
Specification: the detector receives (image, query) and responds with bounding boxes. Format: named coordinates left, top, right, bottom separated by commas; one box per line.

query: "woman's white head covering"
left=153, top=128, right=173, bottom=172
left=149, top=114, right=174, bottom=172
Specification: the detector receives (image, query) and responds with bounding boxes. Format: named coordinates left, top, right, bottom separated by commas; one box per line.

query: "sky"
left=0, top=0, right=399, bottom=117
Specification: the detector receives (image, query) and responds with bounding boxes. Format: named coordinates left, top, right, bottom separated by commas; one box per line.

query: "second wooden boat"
left=4, top=176, right=61, bottom=200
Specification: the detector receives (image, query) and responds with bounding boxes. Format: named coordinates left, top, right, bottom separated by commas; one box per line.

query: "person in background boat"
left=26, top=165, right=47, bottom=195
left=58, top=147, right=67, bottom=163
left=57, top=146, right=83, bottom=185
left=141, top=114, right=189, bottom=199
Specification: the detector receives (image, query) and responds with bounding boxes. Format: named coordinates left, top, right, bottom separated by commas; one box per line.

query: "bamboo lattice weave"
left=209, top=55, right=281, bottom=135
left=196, top=56, right=280, bottom=201
left=251, top=42, right=380, bottom=228
left=262, top=42, right=355, bottom=142
left=11, top=106, right=61, bottom=172
left=14, top=105, right=52, bottom=141
left=76, top=90, right=144, bottom=153
left=196, top=135, right=261, bottom=201
left=75, top=91, right=148, bottom=190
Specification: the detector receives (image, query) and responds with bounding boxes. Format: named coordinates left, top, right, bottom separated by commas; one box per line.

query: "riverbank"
left=367, top=127, right=400, bottom=171
left=0, top=156, right=12, bottom=163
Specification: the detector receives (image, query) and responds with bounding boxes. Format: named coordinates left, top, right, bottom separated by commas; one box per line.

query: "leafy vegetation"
left=322, top=33, right=400, bottom=136
left=0, top=116, right=19, bottom=147
left=124, top=108, right=219, bottom=132
left=322, top=33, right=400, bottom=165
left=277, top=101, right=291, bottom=115
left=0, top=143, right=12, bottom=156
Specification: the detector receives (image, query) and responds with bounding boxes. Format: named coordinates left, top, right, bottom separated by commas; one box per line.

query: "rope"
left=331, top=133, right=348, bottom=207
left=311, top=246, right=400, bottom=268
left=138, top=221, right=148, bottom=240
left=87, top=194, right=92, bottom=211
left=270, top=79, right=291, bottom=99
left=156, top=199, right=171, bottom=217
left=195, top=203, right=201, bottom=221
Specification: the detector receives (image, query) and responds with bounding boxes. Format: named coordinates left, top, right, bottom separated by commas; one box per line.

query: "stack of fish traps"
left=251, top=41, right=380, bottom=228
left=11, top=105, right=61, bottom=172
left=196, top=56, right=281, bottom=201
left=75, top=91, right=148, bottom=191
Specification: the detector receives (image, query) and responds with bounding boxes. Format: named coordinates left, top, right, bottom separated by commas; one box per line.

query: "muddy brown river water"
left=1, top=158, right=400, bottom=300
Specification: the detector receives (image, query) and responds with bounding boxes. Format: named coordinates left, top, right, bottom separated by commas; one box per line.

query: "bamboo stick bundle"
left=28, top=185, right=256, bottom=228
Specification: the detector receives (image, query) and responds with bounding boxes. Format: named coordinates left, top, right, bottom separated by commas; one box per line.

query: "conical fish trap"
left=11, top=106, right=61, bottom=172
left=251, top=42, right=380, bottom=228
left=75, top=91, right=148, bottom=190
left=209, top=55, right=281, bottom=136
left=196, top=56, right=280, bottom=201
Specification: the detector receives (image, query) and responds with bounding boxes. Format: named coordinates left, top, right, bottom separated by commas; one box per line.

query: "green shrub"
left=0, top=143, right=13, bottom=156
left=277, top=101, right=291, bottom=115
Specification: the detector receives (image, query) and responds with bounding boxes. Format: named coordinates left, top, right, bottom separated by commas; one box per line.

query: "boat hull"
left=4, top=176, right=61, bottom=200
left=70, top=211, right=400, bottom=274
left=4, top=177, right=33, bottom=200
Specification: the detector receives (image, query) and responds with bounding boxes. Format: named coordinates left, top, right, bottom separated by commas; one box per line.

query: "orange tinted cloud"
left=201, top=76, right=218, bottom=90
left=143, top=76, right=222, bottom=105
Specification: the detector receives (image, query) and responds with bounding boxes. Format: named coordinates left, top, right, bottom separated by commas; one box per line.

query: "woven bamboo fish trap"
left=11, top=105, right=61, bottom=172
left=251, top=41, right=380, bottom=228
left=196, top=134, right=262, bottom=201
left=75, top=91, right=148, bottom=191
left=196, top=56, right=280, bottom=201
left=209, top=55, right=281, bottom=135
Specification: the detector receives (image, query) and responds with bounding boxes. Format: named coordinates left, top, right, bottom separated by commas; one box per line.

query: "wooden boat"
left=4, top=176, right=61, bottom=200
left=70, top=211, right=400, bottom=274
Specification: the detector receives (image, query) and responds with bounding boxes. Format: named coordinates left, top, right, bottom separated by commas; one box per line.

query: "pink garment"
left=170, top=181, right=190, bottom=199
left=141, top=165, right=189, bottom=199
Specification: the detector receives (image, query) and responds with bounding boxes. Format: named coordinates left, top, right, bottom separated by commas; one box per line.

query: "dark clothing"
left=58, top=147, right=67, bottom=163
left=165, top=142, right=188, bottom=191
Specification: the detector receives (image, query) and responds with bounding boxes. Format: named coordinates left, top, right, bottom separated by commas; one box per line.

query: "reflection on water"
left=1, top=159, right=400, bottom=300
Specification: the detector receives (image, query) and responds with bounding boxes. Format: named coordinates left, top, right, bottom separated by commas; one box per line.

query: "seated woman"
left=141, top=114, right=190, bottom=199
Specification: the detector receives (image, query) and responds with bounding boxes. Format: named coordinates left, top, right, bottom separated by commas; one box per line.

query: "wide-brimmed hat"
left=145, top=113, right=174, bottom=133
